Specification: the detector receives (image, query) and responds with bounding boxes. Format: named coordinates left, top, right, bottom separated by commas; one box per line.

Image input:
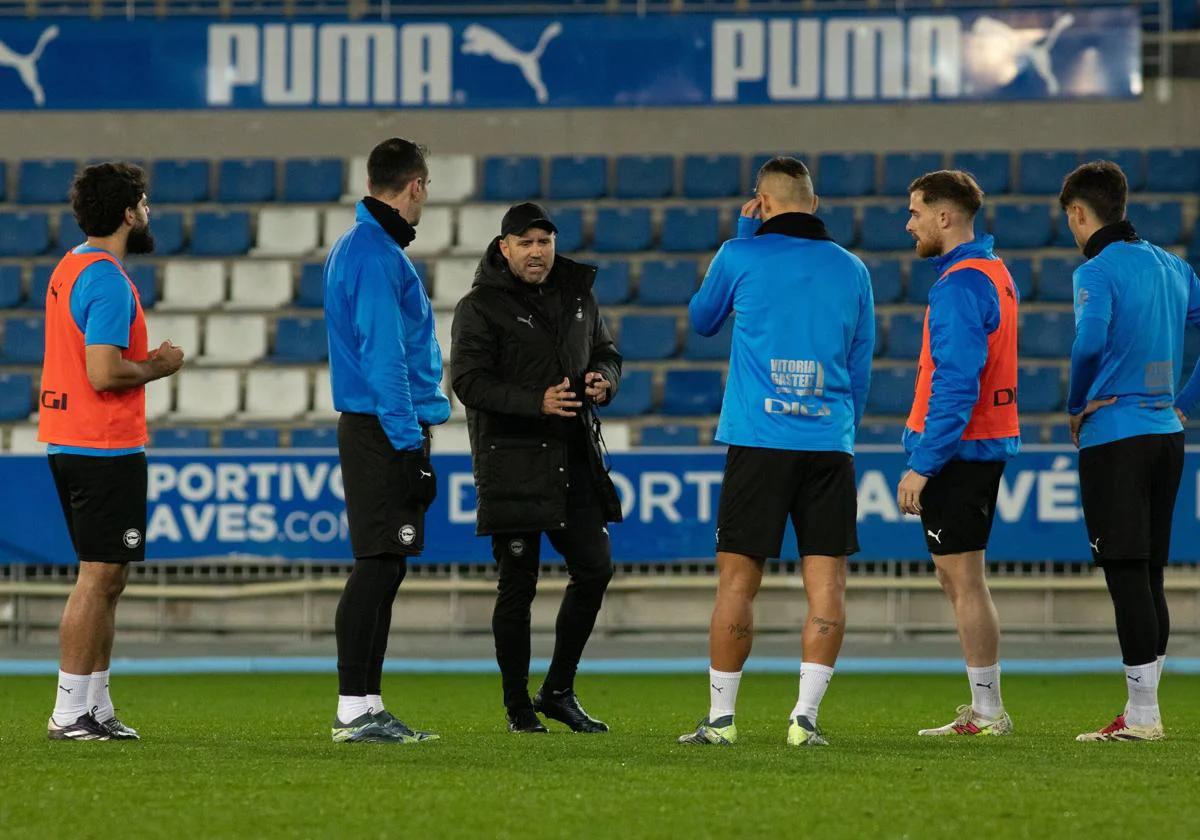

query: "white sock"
left=52, top=671, right=92, bottom=726
left=366, top=694, right=384, bottom=714
left=966, top=663, right=1003, bottom=719
left=87, top=669, right=114, bottom=723
left=1124, top=662, right=1160, bottom=726
left=1157, top=654, right=1166, bottom=680
left=337, top=695, right=371, bottom=723
left=708, top=668, right=741, bottom=721
left=790, top=662, right=835, bottom=723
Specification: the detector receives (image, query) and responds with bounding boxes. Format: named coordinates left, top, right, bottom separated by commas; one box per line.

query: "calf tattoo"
left=728, top=623, right=752, bottom=640
left=810, top=616, right=839, bottom=636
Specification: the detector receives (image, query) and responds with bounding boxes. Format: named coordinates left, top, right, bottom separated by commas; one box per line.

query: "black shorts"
left=49, top=452, right=147, bottom=564
left=716, top=445, right=858, bottom=559
left=1079, top=432, right=1184, bottom=567
left=918, top=459, right=1006, bottom=556
left=338, top=413, right=430, bottom=559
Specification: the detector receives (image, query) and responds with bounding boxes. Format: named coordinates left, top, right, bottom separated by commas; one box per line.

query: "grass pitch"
left=1, top=673, right=1198, bottom=839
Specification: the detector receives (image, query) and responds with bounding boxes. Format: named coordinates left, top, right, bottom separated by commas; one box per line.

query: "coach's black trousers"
left=491, top=505, right=614, bottom=711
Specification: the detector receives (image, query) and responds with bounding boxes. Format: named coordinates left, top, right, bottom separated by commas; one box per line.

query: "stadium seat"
left=640, top=424, right=701, bottom=446
left=217, top=159, right=276, bottom=203
left=296, top=263, right=324, bottom=308
left=18, top=160, right=75, bottom=204
left=283, top=158, right=343, bottom=203
left=405, top=206, right=453, bottom=256
left=860, top=206, right=913, bottom=251
left=151, top=428, right=211, bottom=449
left=855, top=422, right=905, bottom=445
left=240, top=368, right=309, bottom=421
left=201, top=315, right=267, bottom=364
left=1145, top=148, right=1200, bottom=192
left=816, top=153, right=875, bottom=197
left=638, top=260, right=697, bottom=305
left=150, top=159, right=210, bottom=204
left=430, top=423, right=471, bottom=453
left=146, top=211, right=185, bottom=255
left=907, top=259, right=939, bottom=304
left=0, top=373, right=31, bottom=420
left=2, top=319, right=43, bottom=364
left=950, top=151, right=1010, bottom=195
left=1127, top=201, right=1183, bottom=245
left=321, top=207, right=355, bottom=250
left=866, top=367, right=915, bottom=416
left=992, top=203, right=1053, bottom=249
left=221, top=428, right=281, bottom=448
left=885, top=312, right=924, bottom=360
left=0, top=212, right=50, bottom=256
left=482, top=156, right=541, bottom=201
left=56, top=210, right=84, bottom=250
left=426, top=154, right=478, bottom=203
left=683, top=317, right=733, bottom=361
left=682, top=155, right=742, bottom=198
left=144, top=378, right=171, bottom=421
left=620, top=314, right=678, bottom=360
left=25, top=264, right=53, bottom=309
left=431, top=257, right=478, bottom=308
left=0, top=267, right=21, bottom=309
left=882, top=152, right=943, bottom=195
left=146, top=314, right=200, bottom=356
left=0, top=161, right=6, bottom=202
left=1082, top=148, right=1145, bottom=191
left=592, top=260, right=631, bottom=305
left=127, top=264, right=157, bottom=309
left=1051, top=213, right=1078, bottom=249
left=1019, top=365, right=1062, bottom=413
left=342, top=156, right=370, bottom=201
left=615, top=155, right=674, bottom=199
left=7, top=424, right=43, bottom=453
left=1020, top=311, right=1075, bottom=358
left=1038, top=257, right=1079, bottom=302
left=660, top=207, right=720, bottom=252
left=290, top=427, right=337, bottom=448
left=551, top=207, right=585, bottom=253
left=873, top=314, right=886, bottom=358
left=594, top=207, right=653, bottom=252
left=662, top=369, right=723, bottom=416
left=1017, top=151, right=1077, bottom=194
left=822, top=205, right=856, bottom=246
left=273, top=316, right=327, bottom=362
left=159, top=261, right=225, bottom=310
left=454, top=205, right=498, bottom=255
left=174, top=369, right=241, bottom=421
left=254, top=208, right=320, bottom=256
left=308, top=368, right=335, bottom=420
left=865, top=258, right=903, bottom=304
left=547, top=156, right=607, bottom=200
left=1007, top=257, right=1034, bottom=301
left=190, top=211, right=251, bottom=256
left=602, top=369, right=653, bottom=416
left=228, top=261, right=293, bottom=310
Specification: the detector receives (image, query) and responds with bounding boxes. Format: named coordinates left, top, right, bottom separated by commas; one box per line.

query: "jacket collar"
left=930, top=234, right=996, bottom=275
left=356, top=198, right=416, bottom=249
left=755, top=212, right=833, bottom=242
left=1083, top=220, right=1140, bottom=260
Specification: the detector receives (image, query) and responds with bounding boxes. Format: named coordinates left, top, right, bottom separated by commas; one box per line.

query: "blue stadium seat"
left=822, top=205, right=856, bottom=246
left=594, top=207, right=653, bottom=252
left=682, top=155, right=742, bottom=198
left=907, top=260, right=939, bottom=304
left=603, top=369, right=653, bottom=416
left=291, top=427, right=338, bottom=448
left=273, top=317, right=327, bottom=362
left=992, top=203, right=1053, bottom=249
left=620, top=314, right=678, bottom=360
left=1020, top=312, right=1075, bottom=358
left=283, top=159, right=343, bottom=203
left=152, top=428, right=211, bottom=448
left=1127, top=201, right=1183, bottom=245
left=865, top=258, right=902, bottom=304
left=1145, top=148, right=1200, bottom=192
left=18, top=160, right=75, bottom=204
left=1082, top=148, right=1145, bottom=192
left=1007, top=257, right=1034, bottom=301
left=1019, top=365, right=1062, bottom=413
left=873, top=314, right=886, bottom=358
left=1051, top=213, right=1077, bottom=249
left=0, top=266, right=22, bottom=309
left=882, top=152, right=943, bottom=195
left=0, top=373, right=32, bottom=420
left=683, top=317, right=733, bottom=360
left=662, top=369, right=723, bottom=416
left=860, top=206, right=913, bottom=251
left=1018, top=151, right=1077, bottom=195
left=550, top=206, right=584, bottom=253
left=190, top=211, right=251, bottom=255
left=592, top=260, right=631, bottom=305
left=0, top=212, right=50, bottom=256
left=482, top=156, right=541, bottom=201
left=951, top=151, right=1010, bottom=195
left=221, top=428, right=281, bottom=448
left=2, top=318, right=44, bottom=363
left=1038, top=257, right=1079, bottom=302
left=640, top=424, right=701, bottom=446
left=127, top=264, right=157, bottom=309
left=149, top=211, right=186, bottom=256
left=661, top=207, right=721, bottom=252
left=886, top=312, right=924, bottom=360
left=816, top=153, right=875, bottom=197
left=547, top=156, right=607, bottom=200
left=1045, top=423, right=1074, bottom=445
left=151, top=159, right=211, bottom=204
left=856, top=422, right=905, bottom=445
left=297, top=263, right=324, bottom=308
left=56, top=211, right=84, bottom=250
left=866, top=368, right=915, bottom=416
left=0, top=161, right=6, bottom=202
left=26, top=264, right=53, bottom=308
left=615, top=155, right=674, bottom=199
left=638, top=260, right=697, bottom=305
left=217, top=159, right=276, bottom=203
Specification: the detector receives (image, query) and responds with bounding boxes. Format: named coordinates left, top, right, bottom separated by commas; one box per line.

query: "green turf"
left=2, top=673, right=1199, bottom=839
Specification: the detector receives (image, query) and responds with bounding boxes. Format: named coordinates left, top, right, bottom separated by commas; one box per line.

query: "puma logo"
left=927, top=529, right=943, bottom=545
left=975, top=682, right=994, bottom=690
left=516, top=315, right=534, bottom=329
left=461, top=23, right=561, bottom=104
left=1090, top=538, right=1101, bottom=553
left=711, top=684, right=723, bottom=693
left=1127, top=674, right=1142, bottom=683
left=50, top=285, right=58, bottom=300
left=58, top=685, right=72, bottom=694
left=419, top=470, right=432, bottom=478
left=0, top=25, right=59, bottom=107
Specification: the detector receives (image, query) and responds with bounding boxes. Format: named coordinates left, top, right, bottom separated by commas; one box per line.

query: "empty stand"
left=200, top=314, right=267, bottom=364
left=254, top=208, right=320, bottom=256
left=228, top=261, right=293, bottom=310
left=160, top=261, right=225, bottom=310
left=240, top=368, right=309, bottom=421
left=174, top=369, right=240, bottom=421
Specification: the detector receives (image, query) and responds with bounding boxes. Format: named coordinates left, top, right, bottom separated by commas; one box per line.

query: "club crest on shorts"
left=509, top=539, right=526, bottom=557
left=398, top=525, right=417, bottom=546
left=123, top=529, right=142, bottom=549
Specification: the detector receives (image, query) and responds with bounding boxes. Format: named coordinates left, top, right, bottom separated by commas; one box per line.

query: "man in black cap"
left=451, top=202, right=623, bottom=733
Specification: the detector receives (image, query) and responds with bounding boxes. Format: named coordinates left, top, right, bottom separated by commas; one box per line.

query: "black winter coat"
left=450, top=239, right=624, bottom=535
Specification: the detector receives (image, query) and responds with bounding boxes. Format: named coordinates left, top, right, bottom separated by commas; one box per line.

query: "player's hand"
left=740, top=197, right=762, bottom=220
left=896, top=470, right=928, bottom=516
left=1068, top=397, right=1118, bottom=448
left=402, top=450, right=437, bottom=508
left=542, top=377, right=582, bottom=417
left=150, top=341, right=184, bottom=376
left=1175, top=407, right=1188, bottom=425
left=584, top=372, right=611, bottom=405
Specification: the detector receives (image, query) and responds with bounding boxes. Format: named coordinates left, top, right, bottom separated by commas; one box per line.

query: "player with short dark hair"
left=1060, top=160, right=1200, bottom=742
left=897, top=170, right=1020, bottom=737
left=42, top=162, right=184, bottom=740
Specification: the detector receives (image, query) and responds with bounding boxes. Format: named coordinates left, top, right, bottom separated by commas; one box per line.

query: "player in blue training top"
left=1061, top=160, right=1200, bottom=742
left=677, top=157, right=874, bottom=749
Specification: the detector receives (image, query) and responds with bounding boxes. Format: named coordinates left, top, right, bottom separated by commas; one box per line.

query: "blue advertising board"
left=4, top=446, right=1198, bottom=565
left=0, top=8, right=1139, bottom=110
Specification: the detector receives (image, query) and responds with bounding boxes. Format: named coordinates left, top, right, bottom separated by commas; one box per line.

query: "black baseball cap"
left=500, top=202, right=557, bottom=237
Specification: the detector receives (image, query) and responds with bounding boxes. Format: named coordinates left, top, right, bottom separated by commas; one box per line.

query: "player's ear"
left=810, top=194, right=820, bottom=215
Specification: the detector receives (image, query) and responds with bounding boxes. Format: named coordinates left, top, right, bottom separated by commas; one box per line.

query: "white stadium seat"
left=602, top=421, right=631, bottom=452
left=431, top=422, right=471, bottom=453
left=239, top=368, right=310, bottom=421
left=308, top=367, right=335, bottom=420
left=145, top=314, right=201, bottom=357
left=8, top=424, right=44, bottom=454
left=405, top=206, right=454, bottom=257
left=200, top=314, right=267, bottom=365
left=227, top=261, right=293, bottom=310
left=427, top=154, right=477, bottom=203
left=432, top=258, right=479, bottom=308
left=454, top=204, right=503, bottom=255
left=174, top=369, right=241, bottom=421
left=435, top=315, right=453, bottom=362
left=322, top=206, right=356, bottom=251
left=342, top=156, right=368, bottom=202
left=253, top=208, right=319, bottom=257
left=158, top=261, right=226, bottom=310
left=145, top=378, right=172, bottom=421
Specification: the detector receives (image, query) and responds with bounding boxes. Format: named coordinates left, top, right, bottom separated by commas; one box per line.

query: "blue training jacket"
left=902, top=236, right=1021, bottom=476
left=324, top=202, right=450, bottom=451
left=688, top=212, right=874, bottom=454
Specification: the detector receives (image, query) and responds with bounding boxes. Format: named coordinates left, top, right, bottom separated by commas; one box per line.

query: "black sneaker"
left=533, top=687, right=609, bottom=733
left=373, top=709, right=439, bottom=742
left=47, top=712, right=111, bottom=741
left=507, top=706, right=549, bottom=733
